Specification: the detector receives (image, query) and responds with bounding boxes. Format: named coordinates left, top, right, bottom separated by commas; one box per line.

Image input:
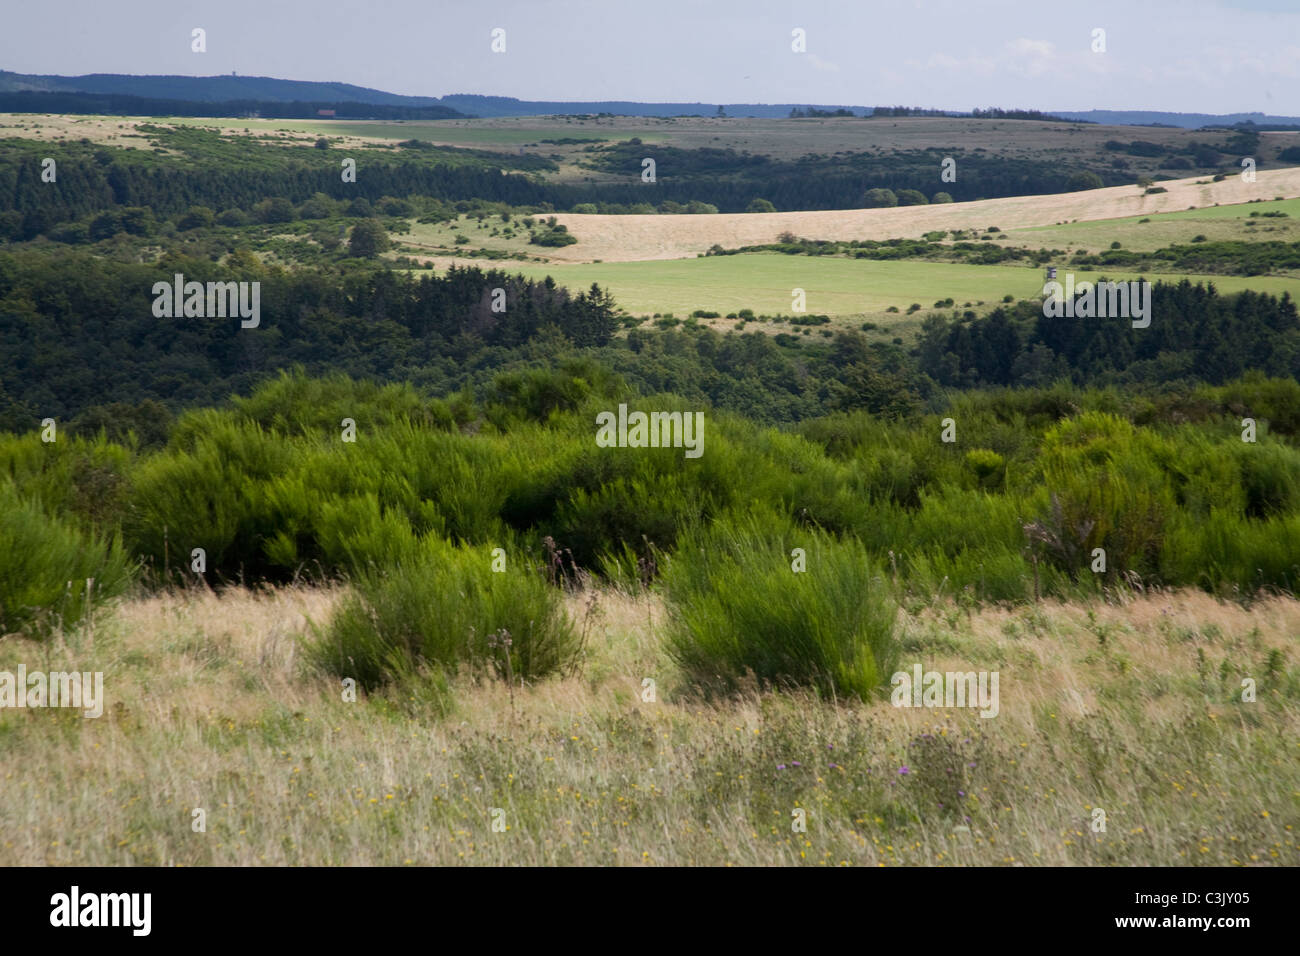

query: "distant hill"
left=1053, top=109, right=1300, bottom=129
left=435, top=94, right=882, bottom=118
left=0, top=70, right=448, bottom=107
left=0, top=89, right=466, bottom=120
left=4, top=72, right=1299, bottom=127
left=0, top=74, right=877, bottom=118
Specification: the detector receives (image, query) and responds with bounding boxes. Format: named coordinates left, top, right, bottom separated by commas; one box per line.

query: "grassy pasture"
left=400, top=214, right=555, bottom=261
left=1, top=585, right=1294, bottom=866
left=410, top=252, right=1300, bottom=324
left=1007, top=197, right=1300, bottom=254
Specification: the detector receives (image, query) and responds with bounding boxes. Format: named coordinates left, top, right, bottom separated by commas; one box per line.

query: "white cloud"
left=807, top=54, right=841, bottom=73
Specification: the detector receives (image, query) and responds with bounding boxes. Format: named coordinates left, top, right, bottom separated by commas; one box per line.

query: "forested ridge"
left=2, top=243, right=1297, bottom=434
left=0, top=251, right=618, bottom=422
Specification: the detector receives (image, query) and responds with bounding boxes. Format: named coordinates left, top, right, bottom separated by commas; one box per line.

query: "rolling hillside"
left=541, top=168, right=1300, bottom=263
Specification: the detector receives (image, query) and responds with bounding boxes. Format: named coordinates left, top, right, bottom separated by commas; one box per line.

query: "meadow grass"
left=0, top=584, right=1295, bottom=866
left=401, top=214, right=554, bottom=262
left=1008, top=197, right=1300, bottom=253
left=420, top=253, right=1300, bottom=322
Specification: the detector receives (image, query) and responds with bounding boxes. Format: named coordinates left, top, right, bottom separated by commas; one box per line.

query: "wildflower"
left=898, top=766, right=910, bottom=775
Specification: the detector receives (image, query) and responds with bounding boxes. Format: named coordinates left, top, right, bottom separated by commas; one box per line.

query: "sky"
left=2, top=0, right=1298, bottom=114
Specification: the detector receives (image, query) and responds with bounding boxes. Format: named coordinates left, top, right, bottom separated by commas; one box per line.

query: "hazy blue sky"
left=3, top=0, right=1298, bottom=113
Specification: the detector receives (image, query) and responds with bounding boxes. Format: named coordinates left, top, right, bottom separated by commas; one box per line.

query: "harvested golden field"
left=1, top=585, right=1296, bottom=866
left=0, top=113, right=400, bottom=152
left=544, top=167, right=1300, bottom=262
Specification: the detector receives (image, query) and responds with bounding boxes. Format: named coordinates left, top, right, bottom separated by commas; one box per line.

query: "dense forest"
left=917, top=284, right=1300, bottom=390
left=0, top=251, right=619, bottom=422
left=2, top=243, right=1297, bottom=433
left=0, top=130, right=555, bottom=239
left=575, top=142, right=1136, bottom=209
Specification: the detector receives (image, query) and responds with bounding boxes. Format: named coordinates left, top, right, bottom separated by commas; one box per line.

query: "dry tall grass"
left=1, top=584, right=1295, bottom=866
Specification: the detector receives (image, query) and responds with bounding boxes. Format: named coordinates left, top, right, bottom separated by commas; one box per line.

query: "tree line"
left=0, top=251, right=618, bottom=423
left=917, top=282, right=1300, bottom=388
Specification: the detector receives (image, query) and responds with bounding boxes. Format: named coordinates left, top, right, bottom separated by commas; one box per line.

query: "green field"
left=1005, top=197, right=1300, bottom=253
left=464, top=252, right=1300, bottom=321
left=401, top=215, right=550, bottom=260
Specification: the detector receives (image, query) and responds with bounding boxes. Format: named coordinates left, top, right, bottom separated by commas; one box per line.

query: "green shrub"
left=313, top=538, right=577, bottom=690
left=1161, top=510, right=1300, bottom=596
left=964, top=448, right=1006, bottom=490
left=0, top=482, right=133, bottom=638
left=125, top=419, right=296, bottom=582
left=664, top=516, right=898, bottom=700
left=1032, top=413, right=1172, bottom=578
left=0, top=432, right=133, bottom=531
left=903, top=543, right=1036, bottom=603
left=223, top=369, right=445, bottom=437
left=530, top=226, right=578, bottom=247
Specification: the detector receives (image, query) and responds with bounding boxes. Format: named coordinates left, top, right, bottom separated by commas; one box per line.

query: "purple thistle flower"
left=777, top=764, right=786, bottom=770
left=791, top=761, right=801, bottom=767
left=898, top=766, right=910, bottom=775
